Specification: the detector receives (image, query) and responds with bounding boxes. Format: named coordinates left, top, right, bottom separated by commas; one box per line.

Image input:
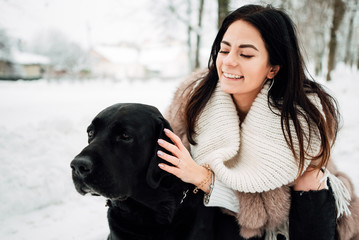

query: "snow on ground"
left=0, top=78, right=180, bottom=239
left=0, top=68, right=358, bottom=240
left=320, top=65, right=359, bottom=190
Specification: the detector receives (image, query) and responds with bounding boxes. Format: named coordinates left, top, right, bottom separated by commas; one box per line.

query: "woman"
left=157, top=4, right=359, bottom=240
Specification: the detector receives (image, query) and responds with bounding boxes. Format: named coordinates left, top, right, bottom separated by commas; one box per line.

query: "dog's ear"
left=146, top=116, right=174, bottom=189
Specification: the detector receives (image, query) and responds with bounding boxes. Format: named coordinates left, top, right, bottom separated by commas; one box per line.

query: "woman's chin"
left=219, top=81, right=243, bottom=94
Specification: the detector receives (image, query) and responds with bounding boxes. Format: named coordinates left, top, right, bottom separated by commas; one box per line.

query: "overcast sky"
left=0, top=0, right=165, bottom=48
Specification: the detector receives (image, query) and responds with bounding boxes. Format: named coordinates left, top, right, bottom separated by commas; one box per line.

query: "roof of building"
left=12, top=50, right=50, bottom=65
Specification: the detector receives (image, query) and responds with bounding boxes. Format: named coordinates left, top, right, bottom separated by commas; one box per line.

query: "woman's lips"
left=223, top=72, right=244, bottom=80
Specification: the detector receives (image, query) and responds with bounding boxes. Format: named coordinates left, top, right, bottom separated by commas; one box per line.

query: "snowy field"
left=0, top=66, right=358, bottom=239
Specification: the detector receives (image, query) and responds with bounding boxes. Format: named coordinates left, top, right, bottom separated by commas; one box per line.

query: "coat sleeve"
left=289, top=180, right=337, bottom=240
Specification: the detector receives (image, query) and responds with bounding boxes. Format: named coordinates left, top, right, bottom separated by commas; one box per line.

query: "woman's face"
left=216, top=20, right=278, bottom=100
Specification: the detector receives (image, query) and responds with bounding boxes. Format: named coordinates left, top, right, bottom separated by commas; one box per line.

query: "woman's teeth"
left=223, top=72, right=243, bottom=79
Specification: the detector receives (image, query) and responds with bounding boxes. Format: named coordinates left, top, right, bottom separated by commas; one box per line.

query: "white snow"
left=0, top=67, right=358, bottom=239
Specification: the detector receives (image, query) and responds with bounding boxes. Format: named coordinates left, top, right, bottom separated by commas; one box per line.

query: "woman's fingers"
left=157, top=137, right=182, bottom=157
left=157, top=128, right=203, bottom=184
left=157, top=150, right=183, bottom=179
left=163, top=128, right=186, bottom=151
left=157, top=150, right=181, bottom=167
left=158, top=163, right=182, bottom=178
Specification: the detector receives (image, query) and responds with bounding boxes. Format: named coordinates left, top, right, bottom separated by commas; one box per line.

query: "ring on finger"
left=177, top=159, right=182, bottom=167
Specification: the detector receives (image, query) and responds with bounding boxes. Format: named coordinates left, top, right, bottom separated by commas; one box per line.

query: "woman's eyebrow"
left=220, top=41, right=258, bottom=51
left=221, top=40, right=231, bottom=47
left=239, top=44, right=258, bottom=51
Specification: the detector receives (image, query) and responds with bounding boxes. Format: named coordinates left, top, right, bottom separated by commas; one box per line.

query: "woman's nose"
left=223, top=52, right=238, bottom=67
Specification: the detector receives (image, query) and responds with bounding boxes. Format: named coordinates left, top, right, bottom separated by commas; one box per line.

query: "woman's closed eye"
left=240, top=54, right=254, bottom=58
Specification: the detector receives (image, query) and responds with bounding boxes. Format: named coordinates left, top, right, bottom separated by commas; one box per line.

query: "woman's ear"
left=267, top=65, right=280, bottom=79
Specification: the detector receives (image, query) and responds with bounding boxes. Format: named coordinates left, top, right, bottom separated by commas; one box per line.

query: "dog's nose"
left=71, top=156, right=93, bottom=178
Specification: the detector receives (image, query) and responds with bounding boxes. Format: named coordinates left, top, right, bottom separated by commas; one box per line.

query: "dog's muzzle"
left=71, top=156, right=94, bottom=179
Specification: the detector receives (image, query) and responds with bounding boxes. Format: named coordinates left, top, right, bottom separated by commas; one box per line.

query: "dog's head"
left=70, top=103, right=174, bottom=201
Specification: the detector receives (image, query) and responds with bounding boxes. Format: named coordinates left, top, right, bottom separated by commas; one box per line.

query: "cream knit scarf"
left=190, top=81, right=352, bottom=239
left=168, top=76, right=353, bottom=239
left=190, top=81, right=320, bottom=193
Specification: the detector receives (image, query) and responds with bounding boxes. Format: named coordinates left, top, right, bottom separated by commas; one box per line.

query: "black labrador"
left=70, top=103, right=242, bottom=240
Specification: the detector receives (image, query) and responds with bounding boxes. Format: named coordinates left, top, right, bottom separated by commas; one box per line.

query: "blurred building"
left=89, top=41, right=190, bottom=80
left=140, top=42, right=189, bottom=79
left=90, top=45, right=144, bottom=79
left=0, top=49, right=50, bottom=80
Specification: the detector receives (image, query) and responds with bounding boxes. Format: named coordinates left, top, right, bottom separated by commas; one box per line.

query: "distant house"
left=0, top=49, right=14, bottom=79
left=0, top=59, right=13, bottom=79
left=140, top=42, right=190, bottom=79
left=90, top=41, right=190, bottom=80
left=90, top=46, right=145, bottom=79
left=0, top=50, right=50, bottom=80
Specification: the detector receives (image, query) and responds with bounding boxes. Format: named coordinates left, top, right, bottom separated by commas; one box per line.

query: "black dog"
left=71, top=103, right=241, bottom=240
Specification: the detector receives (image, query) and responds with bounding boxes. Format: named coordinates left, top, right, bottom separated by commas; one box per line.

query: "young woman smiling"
left=157, top=4, right=359, bottom=240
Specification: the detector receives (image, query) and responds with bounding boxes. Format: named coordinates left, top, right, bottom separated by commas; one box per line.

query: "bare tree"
left=218, top=0, right=230, bottom=29
left=252, top=0, right=358, bottom=77
left=186, top=0, right=194, bottom=71
left=299, top=0, right=332, bottom=77
left=166, top=0, right=206, bottom=71
left=195, top=0, right=205, bottom=69
left=327, top=0, right=346, bottom=81
left=267, top=0, right=333, bottom=77
left=344, top=0, right=358, bottom=66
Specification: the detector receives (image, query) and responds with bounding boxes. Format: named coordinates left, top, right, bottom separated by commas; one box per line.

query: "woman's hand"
left=157, top=128, right=210, bottom=192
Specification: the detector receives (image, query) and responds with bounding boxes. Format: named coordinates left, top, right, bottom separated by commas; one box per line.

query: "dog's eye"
left=116, top=133, right=132, bottom=142
left=88, top=130, right=95, bottom=138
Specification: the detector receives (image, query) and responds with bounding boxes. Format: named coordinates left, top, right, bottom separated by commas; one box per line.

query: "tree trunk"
left=187, top=0, right=194, bottom=71
left=344, top=9, right=356, bottom=66
left=195, top=0, right=204, bottom=69
left=218, top=0, right=230, bottom=29
left=315, top=59, right=323, bottom=76
left=326, top=0, right=346, bottom=81
left=344, top=0, right=358, bottom=67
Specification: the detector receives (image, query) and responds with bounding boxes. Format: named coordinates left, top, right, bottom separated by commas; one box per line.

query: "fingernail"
left=157, top=150, right=163, bottom=156
left=158, top=163, right=164, bottom=168
left=157, top=139, right=164, bottom=144
left=164, top=128, right=170, bottom=133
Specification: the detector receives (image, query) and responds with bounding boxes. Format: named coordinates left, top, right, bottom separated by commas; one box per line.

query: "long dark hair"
left=184, top=4, right=340, bottom=176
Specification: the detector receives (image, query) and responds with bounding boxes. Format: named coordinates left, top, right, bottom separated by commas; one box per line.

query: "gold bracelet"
left=193, top=164, right=212, bottom=194
left=204, top=169, right=215, bottom=204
